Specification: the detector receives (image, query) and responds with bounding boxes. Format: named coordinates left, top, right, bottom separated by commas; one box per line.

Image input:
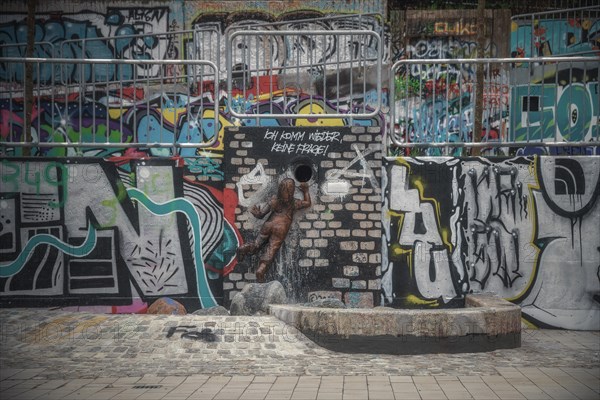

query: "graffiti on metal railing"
left=0, top=11, right=389, bottom=85
left=0, top=58, right=221, bottom=156
left=510, top=61, right=599, bottom=143
left=217, top=12, right=389, bottom=75
left=390, top=56, right=600, bottom=156
left=510, top=6, right=600, bottom=59
left=226, top=29, right=383, bottom=121
left=0, top=7, right=202, bottom=84
left=0, top=56, right=383, bottom=157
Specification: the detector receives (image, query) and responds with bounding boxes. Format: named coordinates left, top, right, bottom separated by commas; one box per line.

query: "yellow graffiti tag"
left=161, top=107, right=188, bottom=125
left=24, top=315, right=109, bottom=344
left=294, top=103, right=345, bottom=126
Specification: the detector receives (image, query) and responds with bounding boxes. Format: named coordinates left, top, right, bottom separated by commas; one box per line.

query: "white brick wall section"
left=352, top=253, right=368, bottom=263
left=351, top=280, right=367, bottom=289
left=369, top=254, right=381, bottom=263
left=299, top=259, right=313, bottom=267
left=332, top=278, right=350, bottom=288
left=306, top=249, right=320, bottom=258
left=360, top=241, right=376, bottom=250
left=351, top=229, right=367, bottom=237
left=314, top=259, right=329, bottom=267
left=368, top=279, right=381, bottom=290
left=340, top=241, right=358, bottom=251
left=314, top=239, right=328, bottom=247
left=300, top=239, right=313, bottom=247
left=229, top=273, right=243, bottom=281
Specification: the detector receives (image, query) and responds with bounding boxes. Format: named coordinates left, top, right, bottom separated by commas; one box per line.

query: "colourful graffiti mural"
left=510, top=65, right=599, bottom=148
left=382, top=156, right=600, bottom=330
left=0, top=83, right=384, bottom=158
left=392, top=35, right=506, bottom=156
left=0, top=6, right=183, bottom=83
left=0, top=157, right=240, bottom=312
left=511, top=16, right=600, bottom=58
left=393, top=38, right=599, bottom=156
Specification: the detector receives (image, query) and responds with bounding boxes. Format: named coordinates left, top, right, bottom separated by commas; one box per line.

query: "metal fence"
left=511, top=6, right=600, bottom=58
left=225, top=29, right=382, bottom=121
left=0, top=58, right=219, bottom=154
left=389, top=56, right=600, bottom=154
left=0, top=42, right=57, bottom=58
left=0, top=28, right=221, bottom=86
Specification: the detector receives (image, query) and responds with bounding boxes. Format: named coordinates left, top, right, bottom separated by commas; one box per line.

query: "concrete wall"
left=1, top=2, right=599, bottom=330
left=0, top=157, right=236, bottom=313
left=382, top=155, right=600, bottom=330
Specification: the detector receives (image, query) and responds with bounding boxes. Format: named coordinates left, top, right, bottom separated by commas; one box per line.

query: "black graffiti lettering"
left=166, top=325, right=196, bottom=338
left=181, top=328, right=218, bottom=342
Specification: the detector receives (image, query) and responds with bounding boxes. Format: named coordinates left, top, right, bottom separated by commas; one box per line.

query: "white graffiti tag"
left=236, top=162, right=271, bottom=207
left=321, top=144, right=379, bottom=196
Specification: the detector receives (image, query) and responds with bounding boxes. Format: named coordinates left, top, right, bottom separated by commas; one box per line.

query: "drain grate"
left=132, top=385, right=162, bottom=389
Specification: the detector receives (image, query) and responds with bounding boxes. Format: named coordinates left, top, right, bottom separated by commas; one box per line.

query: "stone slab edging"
left=269, top=294, right=521, bottom=354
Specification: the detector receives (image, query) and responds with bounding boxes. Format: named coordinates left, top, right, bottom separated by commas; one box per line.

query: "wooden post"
left=24, top=0, right=38, bottom=156
left=472, top=0, right=486, bottom=156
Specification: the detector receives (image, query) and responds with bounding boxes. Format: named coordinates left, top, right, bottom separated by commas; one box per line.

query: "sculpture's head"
left=278, top=178, right=296, bottom=203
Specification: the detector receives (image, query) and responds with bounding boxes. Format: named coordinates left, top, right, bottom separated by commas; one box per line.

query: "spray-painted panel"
left=382, top=155, right=600, bottom=330
left=0, top=157, right=240, bottom=312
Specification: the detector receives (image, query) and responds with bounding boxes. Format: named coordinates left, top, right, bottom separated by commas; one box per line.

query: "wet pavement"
left=0, top=308, right=598, bottom=399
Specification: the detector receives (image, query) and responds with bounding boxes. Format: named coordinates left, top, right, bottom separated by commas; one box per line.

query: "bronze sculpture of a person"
left=237, top=178, right=311, bottom=282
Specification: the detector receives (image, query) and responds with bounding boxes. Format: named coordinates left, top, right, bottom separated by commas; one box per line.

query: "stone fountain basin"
left=269, top=294, right=521, bottom=354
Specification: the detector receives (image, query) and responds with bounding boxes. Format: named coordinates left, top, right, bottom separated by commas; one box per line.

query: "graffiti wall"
left=0, top=90, right=227, bottom=159
left=0, top=156, right=240, bottom=312
left=509, top=13, right=600, bottom=154
left=0, top=0, right=386, bottom=314
left=391, top=9, right=511, bottom=156
left=509, top=55, right=599, bottom=152
left=510, top=14, right=600, bottom=58
left=0, top=86, right=384, bottom=159
left=383, top=155, right=600, bottom=330
left=0, top=3, right=185, bottom=83
left=391, top=9, right=599, bottom=157
left=0, top=1, right=388, bottom=154
left=224, top=126, right=382, bottom=307
left=0, top=1, right=389, bottom=73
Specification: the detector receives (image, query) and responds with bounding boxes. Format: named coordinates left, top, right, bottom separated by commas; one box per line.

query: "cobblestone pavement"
left=1, top=308, right=598, bottom=399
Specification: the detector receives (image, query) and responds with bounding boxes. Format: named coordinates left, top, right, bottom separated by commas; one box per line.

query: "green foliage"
left=395, top=75, right=421, bottom=99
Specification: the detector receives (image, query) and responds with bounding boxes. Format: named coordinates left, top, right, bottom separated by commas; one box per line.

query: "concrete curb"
left=270, top=294, right=521, bottom=354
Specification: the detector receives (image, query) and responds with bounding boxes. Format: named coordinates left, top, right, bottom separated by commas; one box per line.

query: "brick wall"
left=224, top=126, right=382, bottom=307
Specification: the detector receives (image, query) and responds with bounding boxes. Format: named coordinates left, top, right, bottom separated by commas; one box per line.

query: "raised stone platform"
left=269, top=294, right=521, bottom=354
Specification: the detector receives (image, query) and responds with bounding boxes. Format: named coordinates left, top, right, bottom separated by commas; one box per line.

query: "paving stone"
left=0, top=309, right=598, bottom=400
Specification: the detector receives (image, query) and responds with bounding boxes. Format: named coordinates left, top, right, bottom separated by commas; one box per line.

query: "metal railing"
left=389, top=56, right=600, bottom=153
left=226, top=29, right=382, bottom=120
left=0, top=58, right=219, bottom=154
left=0, top=42, right=57, bottom=58
left=2, top=54, right=598, bottom=154
left=511, top=6, right=600, bottom=58
left=223, top=13, right=389, bottom=64
left=0, top=27, right=220, bottom=87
